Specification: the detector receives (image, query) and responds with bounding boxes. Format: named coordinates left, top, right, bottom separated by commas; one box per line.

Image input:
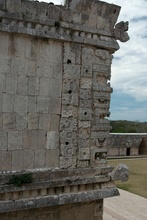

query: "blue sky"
left=39, top=0, right=147, bottom=122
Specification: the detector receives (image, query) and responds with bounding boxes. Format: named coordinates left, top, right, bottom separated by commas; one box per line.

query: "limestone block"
left=3, top=113, right=15, bottom=130
left=60, top=156, right=76, bottom=169
left=0, top=113, right=2, bottom=130
left=22, top=130, right=32, bottom=150
left=44, top=62, right=63, bottom=79
left=31, top=130, right=46, bottom=150
left=80, top=100, right=92, bottom=108
left=93, top=64, right=110, bottom=74
left=39, top=113, right=50, bottom=130
left=64, top=42, right=81, bottom=65
left=81, top=77, right=92, bottom=89
left=77, top=160, right=89, bottom=168
left=6, top=75, right=17, bottom=95
left=62, top=105, right=77, bottom=118
left=49, top=79, right=62, bottom=98
left=37, top=96, right=49, bottom=113
left=81, top=65, right=92, bottom=77
left=48, top=97, right=61, bottom=114
left=25, top=60, right=36, bottom=76
left=39, top=78, right=50, bottom=96
left=50, top=114, right=60, bottom=131
left=28, top=113, right=38, bottom=130
left=0, top=131, right=8, bottom=150
left=0, top=33, right=9, bottom=56
left=0, top=73, right=6, bottom=92
left=79, top=108, right=93, bottom=121
left=3, top=94, right=14, bottom=112
left=23, top=150, right=34, bottom=170
left=49, top=41, right=62, bottom=63
left=0, top=92, right=3, bottom=113
left=46, top=131, right=59, bottom=150
left=8, top=131, right=22, bottom=150
left=9, top=35, right=27, bottom=58
left=34, top=150, right=45, bottom=168
left=79, top=121, right=91, bottom=128
left=12, top=150, right=23, bottom=171
left=0, top=56, right=11, bottom=74
left=80, top=89, right=91, bottom=100
left=16, top=113, right=27, bottom=130
left=28, top=96, right=37, bottom=112
left=78, top=148, right=90, bottom=160
left=60, top=118, right=78, bottom=132
left=10, top=57, right=25, bottom=76
left=1, top=151, right=12, bottom=170
left=14, top=95, right=28, bottom=114
left=79, top=128, right=90, bottom=139
left=64, top=64, right=81, bottom=79
left=82, top=47, right=94, bottom=66
left=78, top=139, right=90, bottom=148
left=28, top=76, right=39, bottom=96
left=17, top=75, right=28, bottom=95
left=45, top=150, right=59, bottom=168
left=6, top=0, right=21, bottom=13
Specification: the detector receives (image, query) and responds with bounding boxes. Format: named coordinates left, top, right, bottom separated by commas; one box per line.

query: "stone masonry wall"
left=107, top=133, right=147, bottom=156
left=0, top=0, right=129, bottom=218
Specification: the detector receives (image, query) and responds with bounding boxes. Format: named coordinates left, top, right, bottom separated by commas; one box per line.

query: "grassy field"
left=108, top=158, right=147, bottom=198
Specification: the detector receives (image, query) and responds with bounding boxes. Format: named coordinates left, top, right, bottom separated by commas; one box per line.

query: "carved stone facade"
left=0, top=0, right=129, bottom=219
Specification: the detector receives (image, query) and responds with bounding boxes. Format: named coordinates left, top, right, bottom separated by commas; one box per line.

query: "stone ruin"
left=0, top=0, right=129, bottom=219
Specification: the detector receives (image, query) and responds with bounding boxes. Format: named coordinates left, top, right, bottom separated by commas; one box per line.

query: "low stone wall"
left=107, top=133, right=147, bottom=156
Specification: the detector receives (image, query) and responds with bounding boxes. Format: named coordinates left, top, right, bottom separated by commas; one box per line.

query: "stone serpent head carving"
left=114, top=21, right=130, bottom=42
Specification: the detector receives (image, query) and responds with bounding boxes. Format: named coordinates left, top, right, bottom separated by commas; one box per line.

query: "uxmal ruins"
left=0, top=0, right=129, bottom=219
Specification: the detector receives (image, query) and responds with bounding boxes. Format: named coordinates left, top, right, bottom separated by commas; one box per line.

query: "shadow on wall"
left=139, top=138, right=147, bottom=155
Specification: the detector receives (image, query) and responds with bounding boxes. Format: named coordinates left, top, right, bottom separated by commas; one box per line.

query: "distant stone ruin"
left=0, top=0, right=129, bottom=219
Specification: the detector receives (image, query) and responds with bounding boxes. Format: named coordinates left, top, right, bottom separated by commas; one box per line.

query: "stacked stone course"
left=0, top=0, right=129, bottom=219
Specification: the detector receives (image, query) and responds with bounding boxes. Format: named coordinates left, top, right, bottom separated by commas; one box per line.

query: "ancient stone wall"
left=107, top=133, right=147, bottom=156
left=0, top=0, right=129, bottom=219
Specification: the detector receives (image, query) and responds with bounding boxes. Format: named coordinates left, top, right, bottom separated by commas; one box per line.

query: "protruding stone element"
left=110, top=164, right=130, bottom=182
left=114, top=21, right=130, bottom=42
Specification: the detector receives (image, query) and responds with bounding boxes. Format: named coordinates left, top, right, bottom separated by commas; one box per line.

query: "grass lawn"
left=107, top=158, right=147, bottom=198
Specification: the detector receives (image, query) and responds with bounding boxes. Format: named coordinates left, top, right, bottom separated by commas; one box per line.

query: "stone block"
left=3, top=94, right=14, bottom=113
left=28, top=113, right=38, bottom=130
left=80, top=100, right=92, bottom=108
left=60, top=118, right=77, bottom=131
left=37, top=96, right=49, bottom=113
left=34, top=150, right=45, bottom=168
left=0, top=73, right=6, bottom=92
left=44, top=62, right=63, bottom=79
left=64, top=42, right=81, bottom=65
left=1, top=151, right=12, bottom=171
left=48, top=97, right=61, bottom=114
left=0, top=113, right=2, bottom=130
left=17, top=75, right=28, bottom=95
left=78, top=148, right=90, bottom=160
left=8, top=131, right=22, bottom=150
left=79, top=108, right=93, bottom=121
left=39, top=78, right=50, bottom=96
left=3, top=113, right=15, bottom=130
left=82, top=47, right=94, bottom=65
left=0, top=56, right=11, bottom=74
left=60, top=156, right=76, bottom=169
left=79, top=128, right=90, bottom=139
left=39, top=114, right=51, bottom=130
left=62, top=105, right=77, bottom=118
left=0, top=131, right=8, bottom=150
left=81, top=77, right=92, bottom=89
left=22, top=130, right=32, bottom=150
left=62, top=78, right=79, bottom=93
left=0, top=33, right=9, bottom=56
left=10, top=35, right=26, bottom=58
left=49, top=41, right=62, bottom=63
left=31, top=130, right=46, bottom=150
left=25, top=60, right=36, bottom=76
left=78, top=139, right=90, bottom=148
left=45, top=150, right=59, bottom=168
left=28, top=96, right=37, bottom=112
left=28, top=76, right=39, bottom=95
left=81, top=65, right=92, bottom=77
left=46, top=131, right=59, bottom=150
left=23, top=150, right=34, bottom=170
left=16, top=113, right=27, bottom=130
left=49, top=79, right=62, bottom=98
left=77, top=160, right=89, bottom=168
left=80, top=89, right=92, bottom=100
left=64, top=64, right=81, bottom=79
left=14, top=95, right=28, bottom=113
left=11, top=57, right=25, bottom=76
left=12, top=150, right=23, bottom=171
left=50, top=114, right=60, bottom=131
left=79, top=121, right=91, bottom=128
left=6, top=75, right=17, bottom=95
